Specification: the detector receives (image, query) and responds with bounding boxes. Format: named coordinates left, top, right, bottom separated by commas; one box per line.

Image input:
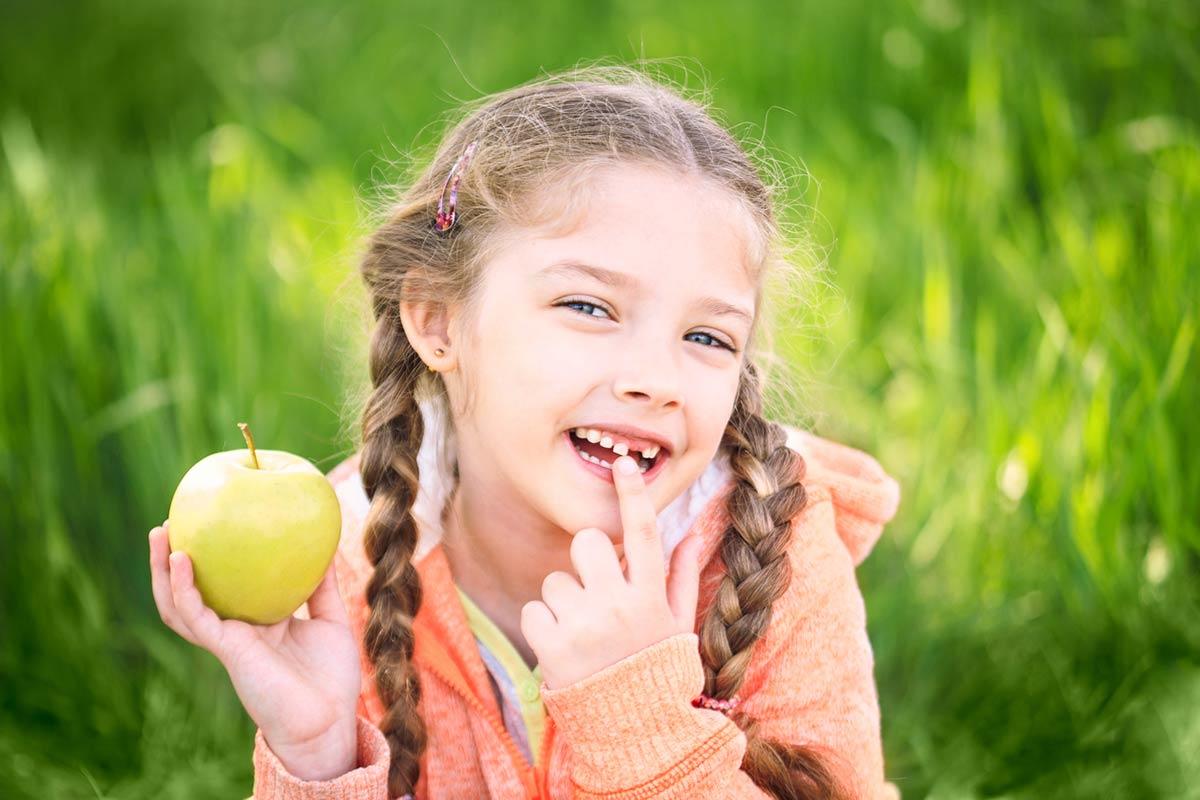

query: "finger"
left=540, top=570, right=585, bottom=620
left=148, top=527, right=199, bottom=646
left=305, top=554, right=349, bottom=625
left=666, top=534, right=703, bottom=632
left=569, top=528, right=624, bottom=590
left=519, top=600, right=557, bottom=654
left=168, top=551, right=227, bottom=656
left=148, top=527, right=177, bottom=619
left=611, top=455, right=665, bottom=588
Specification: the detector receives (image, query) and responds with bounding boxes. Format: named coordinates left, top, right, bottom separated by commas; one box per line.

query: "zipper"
left=418, top=642, right=547, bottom=799
left=534, top=713, right=557, bottom=797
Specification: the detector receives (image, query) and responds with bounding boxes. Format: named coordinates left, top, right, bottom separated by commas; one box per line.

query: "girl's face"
left=445, top=162, right=758, bottom=548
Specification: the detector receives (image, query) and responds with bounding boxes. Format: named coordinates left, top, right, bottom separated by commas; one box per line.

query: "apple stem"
left=238, top=422, right=261, bottom=469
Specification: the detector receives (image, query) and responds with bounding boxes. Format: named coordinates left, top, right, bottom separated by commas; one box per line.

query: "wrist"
left=267, top=719, right=359, bottom=781
left=540, top=633, right=743, bottom=793
left=541, top=632, right=731, bottom=750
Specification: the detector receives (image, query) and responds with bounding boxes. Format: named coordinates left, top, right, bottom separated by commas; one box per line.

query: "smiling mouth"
left=565, top=429, right=665, bottom=475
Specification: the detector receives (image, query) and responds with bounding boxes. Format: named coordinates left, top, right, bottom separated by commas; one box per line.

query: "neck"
left=439, top=478, right=576, bottom=670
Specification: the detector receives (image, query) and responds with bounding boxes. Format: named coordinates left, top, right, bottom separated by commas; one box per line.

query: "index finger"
left=611, top=455, right=665, bottom=587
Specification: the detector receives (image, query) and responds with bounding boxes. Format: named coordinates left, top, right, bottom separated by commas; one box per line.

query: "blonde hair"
left=351, top=60, right=851, bottom=799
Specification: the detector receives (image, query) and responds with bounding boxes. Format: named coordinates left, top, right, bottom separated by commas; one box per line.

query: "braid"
left=699, top=360, right=853, bottom=800
left=359, top=303, right=431, bottom=798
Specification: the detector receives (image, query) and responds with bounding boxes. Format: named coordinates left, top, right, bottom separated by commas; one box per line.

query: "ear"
left=399, top=296, right=458, bottom=372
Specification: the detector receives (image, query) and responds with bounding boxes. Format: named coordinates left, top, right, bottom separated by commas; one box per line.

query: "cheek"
left=474, top=340, right=584, bottom=441
left=507, top=314, right=589, bottom=379
left=711, top=366, right=742, bottom=414
left=473, top=315, right=559, bottom=397
left=689, top=374, right=740, bottom=445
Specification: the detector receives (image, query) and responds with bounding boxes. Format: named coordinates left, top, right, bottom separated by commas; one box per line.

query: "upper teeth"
left=572, top=428, right=661, bottom=460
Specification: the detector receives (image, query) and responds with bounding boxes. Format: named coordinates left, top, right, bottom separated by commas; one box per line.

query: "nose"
left=612, top=340, right=684, bottom=410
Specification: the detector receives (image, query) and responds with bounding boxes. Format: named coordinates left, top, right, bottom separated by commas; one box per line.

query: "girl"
left=148, top=64, right=902, bottom=800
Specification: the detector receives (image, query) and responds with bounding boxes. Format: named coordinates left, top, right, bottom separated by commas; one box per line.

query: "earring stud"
left=427, top=347, right=446, bottom=372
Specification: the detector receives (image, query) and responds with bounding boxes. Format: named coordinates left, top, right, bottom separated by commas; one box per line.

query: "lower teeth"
left=573, top=445, right=651, bottom=473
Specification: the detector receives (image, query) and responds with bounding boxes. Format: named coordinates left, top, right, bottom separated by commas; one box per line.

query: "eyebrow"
left=537, top=260, right=754, bottom=325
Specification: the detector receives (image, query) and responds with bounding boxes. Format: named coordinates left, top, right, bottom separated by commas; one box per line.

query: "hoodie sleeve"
left=251, top=714, right=392, bottom=799
left=540, top=435, right=902, bottom=800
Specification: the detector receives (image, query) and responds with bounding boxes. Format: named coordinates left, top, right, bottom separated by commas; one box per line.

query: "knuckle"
left=570, top=528, right=604, bottom=556
left=520, top=601, right=550, bottom=635
left=612, top=604, right=638, bottom=628
left=542, top=570, right=571, bottom=594
left=161, top=616, right=190, bottom=643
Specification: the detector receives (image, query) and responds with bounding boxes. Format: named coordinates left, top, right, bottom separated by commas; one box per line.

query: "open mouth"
left=563, top=429, right=668, bottom=480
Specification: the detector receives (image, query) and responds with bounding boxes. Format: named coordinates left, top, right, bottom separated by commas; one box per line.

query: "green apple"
left=167, top=423, right=342, bottom=625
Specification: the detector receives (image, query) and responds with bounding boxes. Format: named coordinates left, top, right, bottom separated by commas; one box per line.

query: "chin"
left=555, top=506, right=623, bottom=540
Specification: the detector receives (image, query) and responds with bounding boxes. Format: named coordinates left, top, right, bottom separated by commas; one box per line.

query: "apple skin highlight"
left=167, top=448, right=342, bottom=625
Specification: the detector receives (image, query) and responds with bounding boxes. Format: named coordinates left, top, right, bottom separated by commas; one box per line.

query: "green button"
left=521, top=681, right=540, bottom=702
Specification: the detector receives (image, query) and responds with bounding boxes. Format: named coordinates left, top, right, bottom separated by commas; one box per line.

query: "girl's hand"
left=148, top=521, right=362, bottom=781
left=521, top=455, right=707, bottom=690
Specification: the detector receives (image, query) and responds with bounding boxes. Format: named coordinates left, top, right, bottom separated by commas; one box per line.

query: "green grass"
left=2, top=1, right=1197, bottom=797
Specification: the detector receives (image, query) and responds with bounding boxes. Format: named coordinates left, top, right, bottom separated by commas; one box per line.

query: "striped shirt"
left=455, top=586, right=546, bottom=767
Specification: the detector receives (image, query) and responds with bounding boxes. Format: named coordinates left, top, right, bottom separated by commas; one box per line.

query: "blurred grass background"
left=1, top=0, right=1197, bottom=797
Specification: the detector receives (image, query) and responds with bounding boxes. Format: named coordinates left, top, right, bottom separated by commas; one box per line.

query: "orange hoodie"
left=250, top=424, right=902, bottom=799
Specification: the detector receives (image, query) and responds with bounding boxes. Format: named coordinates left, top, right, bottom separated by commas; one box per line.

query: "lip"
left=563, top=423, right=674, bottom=456
left=562, top=430, right=670, bottom=485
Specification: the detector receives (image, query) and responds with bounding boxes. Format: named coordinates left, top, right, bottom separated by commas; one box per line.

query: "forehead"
left=496, top=162, right=760, bottom=301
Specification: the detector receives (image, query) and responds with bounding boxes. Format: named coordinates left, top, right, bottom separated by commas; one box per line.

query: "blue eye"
left=557, top=298, right=611, bottom=320
left=554, top=299, right=738, bottom=353
left=686, top=331, right=738, bottom=352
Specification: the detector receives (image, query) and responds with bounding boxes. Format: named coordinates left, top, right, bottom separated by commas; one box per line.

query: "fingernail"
left=615, top=456, right=637, bottom=475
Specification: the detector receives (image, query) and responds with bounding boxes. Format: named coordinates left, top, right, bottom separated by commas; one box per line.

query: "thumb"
left=305, top=555, right=350, bottom=625
left=666, top=534, right=703, bottom=632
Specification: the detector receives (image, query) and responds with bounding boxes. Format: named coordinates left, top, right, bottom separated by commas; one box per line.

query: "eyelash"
left=554, top=298, right=739, bottom=353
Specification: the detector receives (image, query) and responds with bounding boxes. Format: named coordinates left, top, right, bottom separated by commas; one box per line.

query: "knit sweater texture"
left=250, top=422, right=902, bottom=799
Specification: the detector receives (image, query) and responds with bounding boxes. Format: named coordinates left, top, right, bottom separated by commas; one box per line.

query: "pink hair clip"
left=692, top=693, right=741, bottom=713
left=433, top=139, right=479, bottom=233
